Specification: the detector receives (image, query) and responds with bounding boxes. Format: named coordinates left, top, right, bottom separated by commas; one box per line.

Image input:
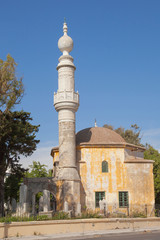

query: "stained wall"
left=52, top=146, right=155, bottom=216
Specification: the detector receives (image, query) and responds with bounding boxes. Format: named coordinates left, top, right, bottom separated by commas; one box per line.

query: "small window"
left=102, top=161, right=108, bottom=173
left=119, top=191, right=129, bottom=208
left=95, top=192, right=105, bottom=208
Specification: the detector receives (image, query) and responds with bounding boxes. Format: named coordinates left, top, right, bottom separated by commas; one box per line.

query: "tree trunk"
left=0, top=150, right=5, bottom=217
left=0, top=174, right=5, bottom=217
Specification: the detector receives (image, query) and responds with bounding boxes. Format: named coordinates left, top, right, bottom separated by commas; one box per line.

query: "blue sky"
left=1, top=0, right=160, bottom=169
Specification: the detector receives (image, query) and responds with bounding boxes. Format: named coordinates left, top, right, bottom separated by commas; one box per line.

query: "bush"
left=109, top=212, right=127, bottom=218
left=0, top=215, right=49, bottom=223
left=130, top=211, right=146, bottom=218
left=81, top=210, right=102, bottom=219
left=52, top=211, right=69, bottom=220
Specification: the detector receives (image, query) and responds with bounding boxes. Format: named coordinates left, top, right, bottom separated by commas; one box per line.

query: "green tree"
left=0, top=54, right=24, bottom=111
left=0, top=54, right=40, bottom=216
left=103, top=124, right=113, bottom=130
left=144, top=145, right=160, bottom=204
left=48, top=169, right=53, bottom=177
left=104, top=123, right=142, bottom=146
left=4, top=162, right=52, bottom=207
left=25, top=161, right=49, bottom=178
left=0, top=111, right=40, bottom=216
left=4, top=170, right=25, bottom=203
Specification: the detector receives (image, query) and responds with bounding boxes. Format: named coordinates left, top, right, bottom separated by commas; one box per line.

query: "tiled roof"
left=76, top=127, right=126, bottom=146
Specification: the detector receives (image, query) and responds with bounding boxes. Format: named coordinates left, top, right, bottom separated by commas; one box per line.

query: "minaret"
left=54, top=21, right=80, bottom=209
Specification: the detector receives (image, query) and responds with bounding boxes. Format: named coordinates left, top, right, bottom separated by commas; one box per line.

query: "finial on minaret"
left=58, top=20, right=73, bottom=55
left=95, top=119, right=97, bottom=127
left=63, top=18, right=68, bottom=35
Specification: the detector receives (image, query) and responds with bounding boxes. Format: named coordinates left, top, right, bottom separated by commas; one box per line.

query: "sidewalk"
left=6, top=227, right=160, bottom=240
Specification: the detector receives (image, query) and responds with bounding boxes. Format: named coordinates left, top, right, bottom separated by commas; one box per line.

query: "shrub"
left=130, top=211, right=146, bottom=218
left=52, top=211, right=69, bottom=220
left=81, top=210, right=102, bottom=219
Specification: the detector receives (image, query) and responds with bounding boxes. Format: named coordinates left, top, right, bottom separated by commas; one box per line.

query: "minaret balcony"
left=54, top=90, right=79, bottom=111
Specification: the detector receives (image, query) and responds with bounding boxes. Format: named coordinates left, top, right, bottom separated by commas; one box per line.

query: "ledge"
left=125, top=157, right=154, bottom=164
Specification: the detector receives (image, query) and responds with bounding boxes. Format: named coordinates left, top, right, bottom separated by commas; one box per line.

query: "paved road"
left=8, top=230, right=160, bottom=240
left=56, top=231, right=160, bottom=240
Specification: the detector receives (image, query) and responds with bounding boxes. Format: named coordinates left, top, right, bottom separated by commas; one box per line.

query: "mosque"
left=51, top=21, right=155, bottom=216
left=19, top=22, right=155, bottom=217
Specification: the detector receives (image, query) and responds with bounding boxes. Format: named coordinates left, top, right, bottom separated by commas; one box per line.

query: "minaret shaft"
left=58, top=65, right=75, bottom=91
left=59, top=119, right=76, bottom=168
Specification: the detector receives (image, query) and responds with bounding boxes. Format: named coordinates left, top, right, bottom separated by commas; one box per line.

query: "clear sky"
left=1, top=0, right=160, bottom=169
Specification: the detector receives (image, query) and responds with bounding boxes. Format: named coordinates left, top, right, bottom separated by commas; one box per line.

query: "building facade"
left=16, top=21, right=155, bottom=217
left=51, top=127, right=155, bottom=216
left=51, top=22, right=155, bottom=216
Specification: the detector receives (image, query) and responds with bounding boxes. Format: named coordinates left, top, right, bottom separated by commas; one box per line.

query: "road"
left=54, top=231, right=160, bottom=240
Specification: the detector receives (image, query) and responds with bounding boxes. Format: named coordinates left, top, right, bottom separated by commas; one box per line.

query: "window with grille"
left=102, top=161, right=108, bottom=173
left=119, top=191, right=129, bottom=208
left=95, top=192, right=105, bottom=208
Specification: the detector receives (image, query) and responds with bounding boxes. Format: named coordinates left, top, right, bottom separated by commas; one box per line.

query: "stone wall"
left=1, top=218, right=160, bottom=238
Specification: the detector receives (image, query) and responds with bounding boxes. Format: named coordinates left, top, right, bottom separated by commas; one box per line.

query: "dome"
left=76, top=127, right=126, bottom=146
left=58, top=22, right=73, bottom=55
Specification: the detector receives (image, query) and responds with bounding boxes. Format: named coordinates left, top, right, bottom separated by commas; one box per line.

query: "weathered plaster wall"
left=77, top=147, right=124, bottom=211
left=54, top=180, right=80, bottom=211
left=52, top=146, right=154, bottom=215
left=77, top=147, right=154, bottom=215
left=125, top=163, right=155, bottom=215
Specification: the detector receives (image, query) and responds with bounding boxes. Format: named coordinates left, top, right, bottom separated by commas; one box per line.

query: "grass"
left=0, top=212, right=69, bottom=223
left=80, top=210, right=103, bottom=219
left=130, top=211, right=147, bottom=218
left=0, top=210, right=149, bottom=223
left=0, top=211, right=102, bottom=223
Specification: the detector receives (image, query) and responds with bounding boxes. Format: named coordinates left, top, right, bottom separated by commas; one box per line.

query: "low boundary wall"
left=0, top=217, right=160, bottom=239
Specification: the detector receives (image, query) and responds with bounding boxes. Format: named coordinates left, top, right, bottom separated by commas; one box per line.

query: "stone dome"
left=76, top=127, right=126, bottom=146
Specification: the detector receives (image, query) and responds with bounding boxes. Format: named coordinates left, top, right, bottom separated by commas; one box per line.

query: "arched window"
left=102, top=161, right=108, bottom=173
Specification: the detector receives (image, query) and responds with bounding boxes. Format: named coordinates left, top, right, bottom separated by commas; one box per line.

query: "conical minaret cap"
left=58, top=21, right=73, bottom=55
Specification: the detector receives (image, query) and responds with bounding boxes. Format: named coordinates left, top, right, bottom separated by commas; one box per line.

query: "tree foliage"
left=0, top=54, right=39, bottom=216
left=144, top=145, right=160, bottom=204
left=103, top=124, right=113, bottom=130
left=25, top=161, right=51, bottom=178
left=0, top=54, right=24, bottom=111
left=4, top=170, right=25, bottom=203
left=104, top=123, right=142, bottom=146
left=0, top=111, right=39, bottom=170
left=4, top=161, right=53, bottom=205
left=0, top=111, right=40, bottom=216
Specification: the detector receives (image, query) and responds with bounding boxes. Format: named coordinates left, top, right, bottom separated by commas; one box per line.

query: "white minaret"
left=54, top=21, right=80, bottom=209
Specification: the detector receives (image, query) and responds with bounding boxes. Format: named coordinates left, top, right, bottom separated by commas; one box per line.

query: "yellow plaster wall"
left=53, top=146, right=155, bottom=215
left=53, top=151, right=59, bottom=163
left=125, top=163, right=155, bottom=215
left=77, top=147, right=154, bottom=215
left=77, top=147, right=124, bottom=211
left=55, top=180, right=63, bottom=211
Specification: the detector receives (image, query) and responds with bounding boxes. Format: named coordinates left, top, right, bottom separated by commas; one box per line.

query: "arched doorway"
left=32, top=190, right=57, bottom=215
left=23, top=177, right=57, bottom=215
